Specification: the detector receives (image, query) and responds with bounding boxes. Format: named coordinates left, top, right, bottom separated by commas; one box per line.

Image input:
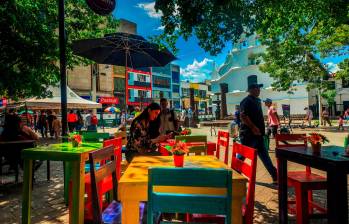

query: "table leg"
left=121, top=200, right=140, bottom=224
left=232, top=181, right=246, bottom=224
left=64, top=161, right=72, bottom=205
left=22, top=159, right=33, bottom=224
left=327, top=170, right=348, bottom=223
left=70, top=159, right=85, bottom=224
left=277, top=157, right=288, bottom=224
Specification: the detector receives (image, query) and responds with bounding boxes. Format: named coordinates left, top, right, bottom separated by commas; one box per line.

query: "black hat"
left=247, top=83, right=263, bottom=91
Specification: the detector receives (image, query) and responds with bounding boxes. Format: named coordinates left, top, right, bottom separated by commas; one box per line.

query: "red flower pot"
left=173, top=154, right=184, bottom=167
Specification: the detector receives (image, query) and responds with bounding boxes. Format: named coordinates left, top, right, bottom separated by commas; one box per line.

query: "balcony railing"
left=129, top=97, right=153, bottom=103
left=130, top=81, right=151, bottom=87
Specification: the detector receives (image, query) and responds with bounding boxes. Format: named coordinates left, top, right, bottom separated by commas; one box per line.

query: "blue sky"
left=113, top=1, right=347, bottom=81
left=113, top=0, right=230, bottom=82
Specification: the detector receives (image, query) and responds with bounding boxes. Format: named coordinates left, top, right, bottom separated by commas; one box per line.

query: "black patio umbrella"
left=72, top=32, right=177, bottom=68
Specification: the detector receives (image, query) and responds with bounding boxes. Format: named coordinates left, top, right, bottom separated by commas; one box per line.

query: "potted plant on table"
left=166, top=140, right=189, bottom=167
left=306, top=133, right=329, bottom=154
left=70, top=134, right=82, bottom=147
left=180, top=128, right=191, bottom=136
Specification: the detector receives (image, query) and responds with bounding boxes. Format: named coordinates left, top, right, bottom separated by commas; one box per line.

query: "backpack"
left=91, top=115, right=98, bottom=125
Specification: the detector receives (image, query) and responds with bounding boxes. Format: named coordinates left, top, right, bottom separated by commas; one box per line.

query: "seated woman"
left=1, top=112, right=39, bottom=171
left=126, top=103, right=169, bottom=163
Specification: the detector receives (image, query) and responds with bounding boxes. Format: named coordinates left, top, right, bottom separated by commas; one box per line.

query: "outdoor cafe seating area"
left=1, top=129, right=349, bottom=224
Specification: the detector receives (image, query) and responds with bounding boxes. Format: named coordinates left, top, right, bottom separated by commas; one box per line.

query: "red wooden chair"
left=88, top=145, right=145, bottom=223
left=191, top=143, right=257, bottom=224
left=275, top=134, right=327, bottom=223
left=69, top=137, right=122, bottom=221
left=216, top=130, right=230, bottom=164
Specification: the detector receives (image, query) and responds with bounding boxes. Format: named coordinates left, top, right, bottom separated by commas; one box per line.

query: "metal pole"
left=59, top=0, right=68, bottom=137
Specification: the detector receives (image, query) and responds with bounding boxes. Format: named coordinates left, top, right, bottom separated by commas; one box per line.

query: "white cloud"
left=181, top=58, right=214, bottom=82
left=155, top=25, right=165, bottom=31
left=136, top=2, right=163, bottom=19
left=326, top=62, right=340, bottom=73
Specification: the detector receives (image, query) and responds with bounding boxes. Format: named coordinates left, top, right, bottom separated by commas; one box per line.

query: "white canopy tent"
left=23, top=85, right=101, bottom=110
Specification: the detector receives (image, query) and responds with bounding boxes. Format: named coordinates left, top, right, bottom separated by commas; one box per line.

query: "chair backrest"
left=103, top=137, right=122, bottom=180
left=79, top=130, right=97, bottom=135
left=216, top=130, right=230, bottom=164
left=89, top=145, right=118, bottom=224
left=231, top=143, right=257, bottom=224
left=275, top=133, right=310, bottom=173
left=175, top=135, right=207, bottom=155
left=115, top=130, right=127, bottom=145
left=147, top=167, right=232, bottom=224
left=275, top=134, right=307, bottom=149
left=83, top=132, right=110, bottom=142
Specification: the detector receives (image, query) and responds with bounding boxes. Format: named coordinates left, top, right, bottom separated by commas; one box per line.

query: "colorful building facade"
left=126, top=68, right=152, bottom=107
left=151, top=64, right=181, bottom=109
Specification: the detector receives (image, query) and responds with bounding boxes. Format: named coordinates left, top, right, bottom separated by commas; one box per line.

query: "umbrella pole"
left=59, top=0, right=68, bottom=137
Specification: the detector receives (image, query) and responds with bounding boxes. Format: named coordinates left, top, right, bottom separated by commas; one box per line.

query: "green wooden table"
left=21, top=142, right=102, bottom=224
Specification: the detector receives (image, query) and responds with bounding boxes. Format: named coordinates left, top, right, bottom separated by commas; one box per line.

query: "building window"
left=172, top=71, right=180, bottom=83
left=172, top=85, right=180, bottom=93
left=247, top=75, right=257, bottom=87
left=342, top=79, right=349, bottom=88
left=113, top=78, right=125, bottom=92
left=153, top=76, right=171, bottom=88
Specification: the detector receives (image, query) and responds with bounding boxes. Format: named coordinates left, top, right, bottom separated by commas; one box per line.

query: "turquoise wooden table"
left=21, top=142, right=102, bottom=224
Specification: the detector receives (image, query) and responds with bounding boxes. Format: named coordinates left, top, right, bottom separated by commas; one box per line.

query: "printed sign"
left=99, top=97, right=119, bottom=104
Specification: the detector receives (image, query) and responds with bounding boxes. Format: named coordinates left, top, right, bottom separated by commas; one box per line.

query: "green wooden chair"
left=175, top=135, right=207, bottom=155
left=79, top=130, right=97, bottom=135
left=82, top=132, right=110, bottom=142
left=147, top=167, right=232, bottom=224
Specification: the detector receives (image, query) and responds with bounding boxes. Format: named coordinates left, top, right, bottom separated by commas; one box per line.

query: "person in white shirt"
left=303, top=107, right=313, bottom=127
left=159, top=98, right=178, bottom=135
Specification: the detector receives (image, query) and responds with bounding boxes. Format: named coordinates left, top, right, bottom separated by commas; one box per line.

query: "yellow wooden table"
left=118, top=156, right=247, bottom=224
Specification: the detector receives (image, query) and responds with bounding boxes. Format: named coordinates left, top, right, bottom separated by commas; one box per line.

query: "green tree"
left=0, top=0, right=118, bottom=99
left=154, top=0, right=349, bottom=89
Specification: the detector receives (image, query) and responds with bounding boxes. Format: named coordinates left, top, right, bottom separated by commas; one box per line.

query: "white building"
left=211, top=34, right=310, bottom=116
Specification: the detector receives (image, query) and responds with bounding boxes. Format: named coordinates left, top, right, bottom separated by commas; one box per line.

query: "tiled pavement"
left=0, top=127, right=348, bottom=223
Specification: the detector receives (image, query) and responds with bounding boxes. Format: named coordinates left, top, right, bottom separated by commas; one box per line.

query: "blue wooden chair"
left=147, top=167, right=232, bottom=224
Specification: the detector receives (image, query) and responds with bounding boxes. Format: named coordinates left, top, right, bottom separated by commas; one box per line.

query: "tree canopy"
left=155, top=0, right=349, bottom=90
left=0, top=0, right=118, bottom=99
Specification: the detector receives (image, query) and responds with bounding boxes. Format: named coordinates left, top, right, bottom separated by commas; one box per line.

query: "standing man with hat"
left=239, top=83, right=278, bottom=183
left=264, top=98, right=280, bottom=138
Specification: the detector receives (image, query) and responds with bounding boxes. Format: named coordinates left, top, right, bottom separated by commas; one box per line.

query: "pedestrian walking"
left=264, top=98, right=280, bottom=138
left=239, top=83, right=278, bottom=184
left=52, top=115, right=61, bottom=139
left=338, top=115, right=344, bottom=131
left=76, top=110, right=84, bottom=131
left=302, top=107, right=313, bottom=127
left=47, top=110, right=55, bottom=138
left=67, top=110, right=78, bottom=132
left=321, top=107, right=332, bottom=126
left=37, top=110, right=48, bottom=138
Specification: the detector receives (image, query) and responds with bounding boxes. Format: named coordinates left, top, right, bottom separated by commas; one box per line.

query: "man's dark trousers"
left=240, top=135, right=277, bottom=181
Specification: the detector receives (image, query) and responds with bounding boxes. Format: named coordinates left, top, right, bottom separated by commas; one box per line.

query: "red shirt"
left=67, top=113, right=78, bottom=123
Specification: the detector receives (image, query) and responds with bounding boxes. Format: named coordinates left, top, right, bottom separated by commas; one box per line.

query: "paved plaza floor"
left=0, top=126, right=348, bottom=223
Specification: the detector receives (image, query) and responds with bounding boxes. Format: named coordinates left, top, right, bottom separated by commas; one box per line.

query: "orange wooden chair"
left=216, top=130, right=230, bottom=164
left=275, top=134, right=327, bottom=223
left=191, top=143, right=257, bottom=224
left=69, top=137, right=122, bottom=221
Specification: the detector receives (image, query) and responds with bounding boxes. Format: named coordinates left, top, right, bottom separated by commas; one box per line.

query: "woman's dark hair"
left=131, top=102, right=161, bottom=139
left=1, top=113, right=22, bottom=140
